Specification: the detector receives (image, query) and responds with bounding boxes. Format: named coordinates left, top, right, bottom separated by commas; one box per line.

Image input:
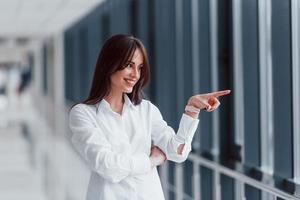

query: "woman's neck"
left=104, top=91, right=124, bottom=114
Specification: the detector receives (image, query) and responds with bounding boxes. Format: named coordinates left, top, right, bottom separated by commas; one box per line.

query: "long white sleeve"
left=68, top=105, right=152, bottom=183
left=150, top=103, right=199, bottom=163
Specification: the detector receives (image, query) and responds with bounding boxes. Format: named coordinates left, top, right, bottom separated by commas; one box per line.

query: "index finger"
left=206, top=90, right=231, bottom=97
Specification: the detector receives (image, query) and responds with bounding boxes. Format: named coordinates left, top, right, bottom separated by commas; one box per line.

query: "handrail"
left=188, top=153, right=300, bottom=200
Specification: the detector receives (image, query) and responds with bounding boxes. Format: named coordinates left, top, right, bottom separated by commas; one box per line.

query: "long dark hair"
left=81, top=34, right=150, bottom=106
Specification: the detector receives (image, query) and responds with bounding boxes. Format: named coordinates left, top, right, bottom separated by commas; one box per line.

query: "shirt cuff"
left=130, top=153, right=151, bottom=175
left=176, top=113, right=199, bottom=143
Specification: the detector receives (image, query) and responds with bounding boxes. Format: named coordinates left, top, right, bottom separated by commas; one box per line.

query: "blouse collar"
left=96, top=94, right=136, bottom=114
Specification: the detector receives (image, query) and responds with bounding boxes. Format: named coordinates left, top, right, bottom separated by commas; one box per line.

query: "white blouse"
left=68, top=94, right=199, bottom=200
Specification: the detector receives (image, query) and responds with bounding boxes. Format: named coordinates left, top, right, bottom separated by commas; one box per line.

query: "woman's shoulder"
left=70, top=103, right=87, bottom=111
left=69, top=103, right=97, bottom=116
left=140, top=98, right=152, bottom=107
left=138, top=99, right=162, bottom=119
left=139, top=99, right=158, bottom=111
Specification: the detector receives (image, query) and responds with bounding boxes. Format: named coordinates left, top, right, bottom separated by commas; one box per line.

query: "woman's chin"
left=124, top=87, right=133, bottom=93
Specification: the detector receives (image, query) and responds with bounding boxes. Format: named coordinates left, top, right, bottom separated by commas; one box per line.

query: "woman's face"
left=110, top=48, right=144, bottom=94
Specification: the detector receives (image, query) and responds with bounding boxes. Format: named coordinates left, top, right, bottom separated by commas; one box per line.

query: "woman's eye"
left=125, top=63, right=132, bottom=68
left=138, top=65, right=144, bottom=70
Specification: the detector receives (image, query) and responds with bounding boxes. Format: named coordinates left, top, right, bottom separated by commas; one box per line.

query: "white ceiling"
left=0, top=0, right=105, bottom=38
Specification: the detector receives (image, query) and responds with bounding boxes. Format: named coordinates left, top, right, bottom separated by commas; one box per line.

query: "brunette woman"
left=69, top=34, right=230, bottom=200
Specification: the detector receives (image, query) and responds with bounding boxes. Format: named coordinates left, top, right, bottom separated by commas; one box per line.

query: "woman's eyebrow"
left=127, top=61, right=144, bottom=65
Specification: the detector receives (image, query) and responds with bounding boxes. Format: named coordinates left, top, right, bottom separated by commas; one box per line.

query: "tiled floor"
left=0, top=100, right=47, bottom=200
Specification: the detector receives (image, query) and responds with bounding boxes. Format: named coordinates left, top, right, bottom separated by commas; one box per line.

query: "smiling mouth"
left=124, top=78, right=137, bottom=85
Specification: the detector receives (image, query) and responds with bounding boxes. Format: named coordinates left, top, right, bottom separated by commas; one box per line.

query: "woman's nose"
left=130, top=67, right=140, bottom=78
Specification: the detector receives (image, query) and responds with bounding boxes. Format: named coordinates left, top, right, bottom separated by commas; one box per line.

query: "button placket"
left=120, top=111, right=132, bottom=148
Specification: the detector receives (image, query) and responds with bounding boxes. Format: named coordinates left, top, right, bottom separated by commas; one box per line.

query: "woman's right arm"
left=69, top=105, right=152, bottom=183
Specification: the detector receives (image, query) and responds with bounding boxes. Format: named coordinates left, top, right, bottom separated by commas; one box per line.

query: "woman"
left=69, top=34, right=230, bottom=200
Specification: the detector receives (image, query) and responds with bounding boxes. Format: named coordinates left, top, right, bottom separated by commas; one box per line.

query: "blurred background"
left=0, top=0, right=300, bottom=199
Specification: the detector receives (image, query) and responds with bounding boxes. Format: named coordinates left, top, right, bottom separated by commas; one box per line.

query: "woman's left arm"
left=150, top=104, right=199, bottom=163
left=151, top=90, right=230, bottom=163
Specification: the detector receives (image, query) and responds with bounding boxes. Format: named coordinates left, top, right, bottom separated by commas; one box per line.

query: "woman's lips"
left=124, top=78, right=136, bottom=86
left=124, top=78, right=136, bottom=84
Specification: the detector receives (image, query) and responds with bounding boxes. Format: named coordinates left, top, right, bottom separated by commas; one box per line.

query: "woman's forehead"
left=130, top=48, right=143, bottom=62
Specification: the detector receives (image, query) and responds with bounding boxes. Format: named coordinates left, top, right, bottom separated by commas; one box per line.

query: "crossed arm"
left=68, top=90, right=230, bottom=182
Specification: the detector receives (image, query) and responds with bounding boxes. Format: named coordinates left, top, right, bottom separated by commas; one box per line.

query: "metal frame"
left=174, top=0, right=184, bottom=199
left=175, top=164, right=184, bottom=200
left=190, top=0, right=201, bottom=152
left=209, top=0, right=219, bottom=161
left=258, top=0, right=274, bottom=175
left=188, top=153, right=300, bottom=200
left=291, top=0, right=300, bottom=184
left=235, top=180, right=246, bottom=200
left=209, top=1, right=222, bottom=199
left=165, top=180, right=194, bottom=200
left=232, top=0, right=246, bottom=198
left=190, top=2, right=201, bottom=198
left=191, top=0, right=200, bottom=95
left=160, top=163, right=169, bottom=200
left=232, top=0, right=245, bottom=164
left=175, top=0, right=184, bottom=111
left=193, top=162, right=201, bottom=200
left=258, top=1, right=275, bottom=199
